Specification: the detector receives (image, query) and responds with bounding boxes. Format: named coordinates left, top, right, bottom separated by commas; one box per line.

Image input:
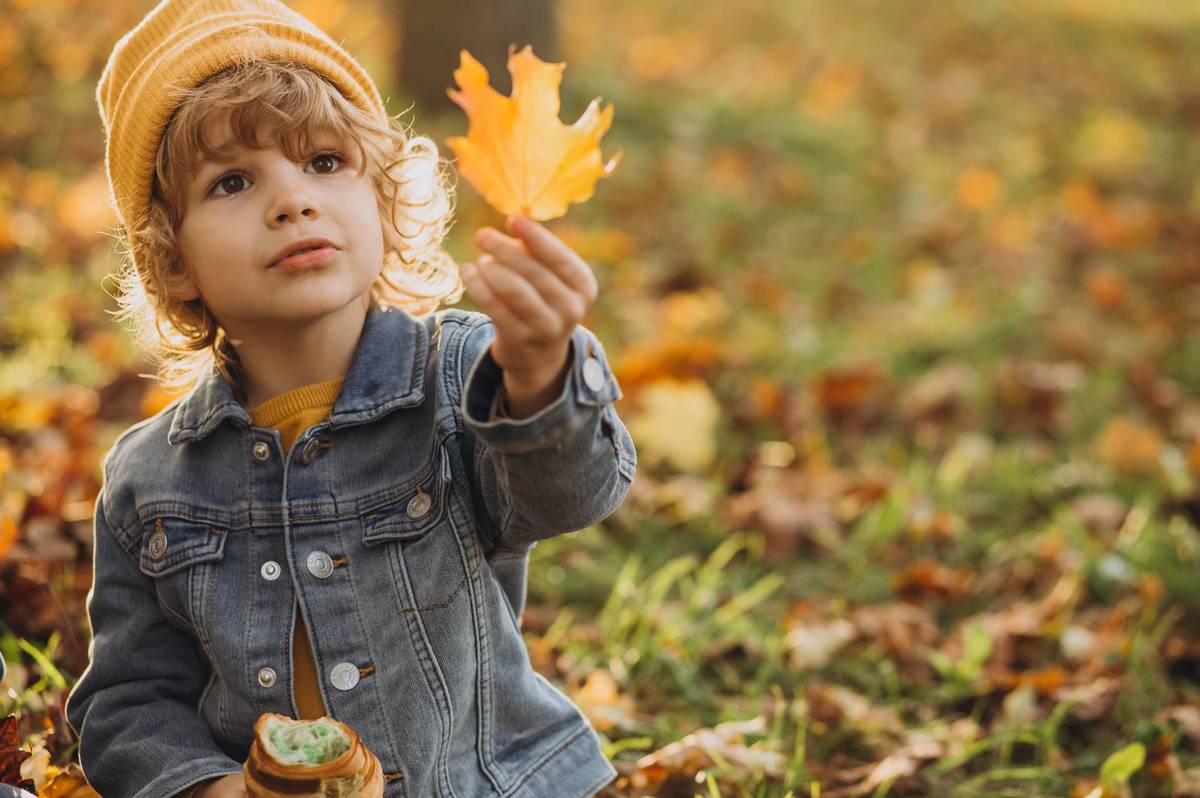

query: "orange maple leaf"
left=446, top=45, right=621, bottom=220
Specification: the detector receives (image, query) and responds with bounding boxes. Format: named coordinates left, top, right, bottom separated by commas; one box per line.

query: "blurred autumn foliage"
left=4, top=0, right=1200, bottom=795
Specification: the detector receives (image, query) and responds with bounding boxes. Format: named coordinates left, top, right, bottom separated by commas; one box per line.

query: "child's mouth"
left=273, top=246, right=336, bottom=271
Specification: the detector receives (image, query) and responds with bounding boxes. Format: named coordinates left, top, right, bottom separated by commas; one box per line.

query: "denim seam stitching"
left=446, top=315, right=509, bottom=552
left=469, top=500, right=507, bottom=795
left=448, top=491, right=507, bottom=794
left=333, top=520, right=406, bottom=785
left=394, top=524, right=458, bottom=798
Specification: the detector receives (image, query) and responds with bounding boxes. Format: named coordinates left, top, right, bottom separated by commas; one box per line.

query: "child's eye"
left=308, top=153, right=344, bottom=174
left=209, top=173, right=248, bottom=198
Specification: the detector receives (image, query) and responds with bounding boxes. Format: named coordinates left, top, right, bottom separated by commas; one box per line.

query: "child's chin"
left=271, top=295, right=368, bottom=322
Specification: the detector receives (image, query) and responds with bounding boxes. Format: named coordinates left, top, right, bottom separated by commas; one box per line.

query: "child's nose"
left=269, top=192, right=320, bottom=224
left=271, top=203, right=319, bottom=225
left=267, top=176, right=320, bottom=225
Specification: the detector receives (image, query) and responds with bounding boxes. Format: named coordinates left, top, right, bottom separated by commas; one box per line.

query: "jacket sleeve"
left=458, top=317, right=637, bottom=553
left=65, top=491, right=243, bottom=798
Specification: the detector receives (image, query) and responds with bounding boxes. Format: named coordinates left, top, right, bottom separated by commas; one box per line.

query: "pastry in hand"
left=243, top=713, right=384, bottom=798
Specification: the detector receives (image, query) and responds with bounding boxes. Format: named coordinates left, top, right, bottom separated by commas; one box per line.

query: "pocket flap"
left=138, top=516, right=228, bottom=577
left=361, top=448, right=450, bottom=544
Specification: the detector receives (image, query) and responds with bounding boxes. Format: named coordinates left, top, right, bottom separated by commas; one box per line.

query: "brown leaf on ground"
left=898, top=362, right=978, bottom=445
left=0, top=716, right=34, bottom=794
left=941, top=574, right=1083, bottom=687
left=721, top=465, right=848, bottom=557
left=892, top=559, right=973, bottom=602
left=848, top=602, right=940, bottom=672
left=1053, top=676, right=1123, bottom=722
left=993, top=360, right=1084, bottom=434
left=611, top=716, right=784, bottom=797
left=812, top=362, right=890, bottom=432
left=804, top=684, right=905, bottom=739
left=815, top=718, right=982, bottom=798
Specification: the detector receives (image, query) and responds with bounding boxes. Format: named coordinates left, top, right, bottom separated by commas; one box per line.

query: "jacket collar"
left=167, top=303, right=429, bottom=445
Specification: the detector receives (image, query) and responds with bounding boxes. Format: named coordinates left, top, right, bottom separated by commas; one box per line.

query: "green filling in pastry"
left=263, top=716, right=351, bottom=766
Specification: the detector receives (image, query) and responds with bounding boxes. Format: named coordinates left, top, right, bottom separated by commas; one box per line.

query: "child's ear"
left=162, top=267, right=200, bottom=302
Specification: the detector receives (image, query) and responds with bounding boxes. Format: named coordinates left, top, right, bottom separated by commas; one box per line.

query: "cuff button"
left=582, top=356, right=605, bottom=392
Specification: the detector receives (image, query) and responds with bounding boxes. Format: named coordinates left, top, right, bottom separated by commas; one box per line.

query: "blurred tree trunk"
left=396, top=0, right=560, bottom=112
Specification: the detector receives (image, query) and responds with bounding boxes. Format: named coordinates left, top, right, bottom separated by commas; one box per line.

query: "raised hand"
left=462, top=215, right=599, bottom=418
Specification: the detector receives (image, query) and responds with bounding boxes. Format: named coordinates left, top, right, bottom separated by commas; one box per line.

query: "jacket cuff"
left=462, top=325, right=623, bottom=454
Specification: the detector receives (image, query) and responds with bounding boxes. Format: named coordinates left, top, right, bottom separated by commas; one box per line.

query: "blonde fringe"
left=107, top=58, right=462, bottom=398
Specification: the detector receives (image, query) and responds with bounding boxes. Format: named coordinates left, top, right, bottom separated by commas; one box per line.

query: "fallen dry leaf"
left=1095, top=416, right=1163, bottom=477
left=569, top=668, right=640, bottom=734
left=0, top=716, right=35, bottom=794
left=849, top=602, right=940, bottom=668
left=633, top=716, right=785, bottom=783
left=38, top=763, right=100, bottom=798
left=892, top=559, right=973, bottom=602
left=784, top=617, right=856, bottom=670
left=626, top=378, right=721, bottom=472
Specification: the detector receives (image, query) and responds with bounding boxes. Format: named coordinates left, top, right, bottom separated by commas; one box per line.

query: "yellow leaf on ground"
left=1096, top=417, right=1162, bottom=477
left=39, top=762, right=101, bottom=798
left=628, top=378, right=720, bottom=472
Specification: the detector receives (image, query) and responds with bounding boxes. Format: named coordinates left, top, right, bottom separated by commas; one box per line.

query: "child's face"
left=172, top=115, right=384, bottom=336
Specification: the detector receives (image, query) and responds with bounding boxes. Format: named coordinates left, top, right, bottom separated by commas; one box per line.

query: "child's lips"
left=271, top=246, right=336, bottom=271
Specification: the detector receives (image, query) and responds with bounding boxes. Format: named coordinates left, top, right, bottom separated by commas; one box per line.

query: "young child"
left=64, top=0, right=637, bottom=796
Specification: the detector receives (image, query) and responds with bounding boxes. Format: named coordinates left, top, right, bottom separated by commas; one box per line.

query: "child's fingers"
left=507, top=217, right=600, bottom=303
left=477, top=234, right=582, bottom=317
left=479, top=223, right=599, bottom=305
left=460, top=258, right=549, bottom=338
left=474, top=257, right=563, bottom=337
left=461, top=260, right=525, bottom=335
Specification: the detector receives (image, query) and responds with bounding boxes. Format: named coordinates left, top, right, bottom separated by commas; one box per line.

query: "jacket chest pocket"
left=137, top=516, right=227, bottom=634
left=361, top=447, right=469, bottom=612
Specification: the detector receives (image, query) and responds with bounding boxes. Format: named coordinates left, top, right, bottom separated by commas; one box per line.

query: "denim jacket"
left=65, top=304, right=637, bottom=798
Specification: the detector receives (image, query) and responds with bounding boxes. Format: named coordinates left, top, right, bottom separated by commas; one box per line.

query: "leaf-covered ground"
left=3, top=0, right=1200, bottom=796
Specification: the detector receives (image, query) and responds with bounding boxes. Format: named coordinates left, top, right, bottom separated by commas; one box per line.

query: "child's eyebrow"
left=198, top=142, right=239, bottom=165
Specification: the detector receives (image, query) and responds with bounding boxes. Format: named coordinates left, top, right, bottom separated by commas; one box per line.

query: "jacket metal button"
left=307, top=551, right=334, bottom=579
left=300, top=437, right=321, bottom=464
left=260, top=561, right=281, bottom=581
left=582, top=356, right=605, bottom=392
left=252, top=441, right=270, bottom=461
left=330, top=662, right=360, bottom=691
left=406, top=489, right=432, bottom=519
left=257, top=667, right=277, bottom=688
left=147, top=525, right=168, bottom=560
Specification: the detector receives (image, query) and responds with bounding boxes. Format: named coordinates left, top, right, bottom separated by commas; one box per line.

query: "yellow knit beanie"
left=97, top=0, right=387, bottom=235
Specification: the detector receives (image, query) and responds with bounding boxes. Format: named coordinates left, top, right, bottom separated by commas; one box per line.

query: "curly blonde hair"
left=110, top=58, right=462, bottom=396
